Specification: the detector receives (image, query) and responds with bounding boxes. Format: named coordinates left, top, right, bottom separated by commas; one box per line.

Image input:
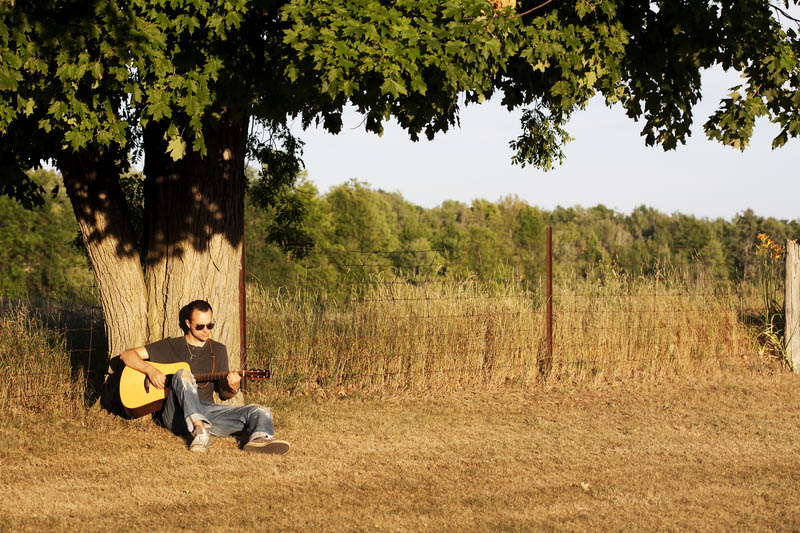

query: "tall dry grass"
left=552, top=270, right=767, bottom=381
left=245, top=269, right=776, bottom=397
left=0, top=306, right=86, bottom=414
left=0, top=266, right=780, bottom=412
left=247, top=276, right=542, bottom=395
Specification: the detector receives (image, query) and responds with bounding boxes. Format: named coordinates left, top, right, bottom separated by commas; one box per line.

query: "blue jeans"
left=160, top=369, right=274, bottom=442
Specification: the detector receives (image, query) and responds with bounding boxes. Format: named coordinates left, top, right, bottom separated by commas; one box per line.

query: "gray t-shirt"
left=145, top=337, right=229, bottom=404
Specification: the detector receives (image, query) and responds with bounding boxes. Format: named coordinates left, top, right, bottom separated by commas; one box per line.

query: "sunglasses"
left=193, top=322, right=215, bottom=331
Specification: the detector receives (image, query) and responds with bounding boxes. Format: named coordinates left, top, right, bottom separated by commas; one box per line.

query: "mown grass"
left=2, top=374, right=800, bottom=531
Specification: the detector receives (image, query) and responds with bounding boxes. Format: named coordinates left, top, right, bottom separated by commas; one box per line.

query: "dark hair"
left=179, top=300, right=213, bottom=333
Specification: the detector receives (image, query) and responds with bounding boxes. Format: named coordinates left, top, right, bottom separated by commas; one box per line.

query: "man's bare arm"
left=120, top=346, right=167, bottom=389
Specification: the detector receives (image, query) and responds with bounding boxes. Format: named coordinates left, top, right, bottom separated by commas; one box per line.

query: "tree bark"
left=143, top=115, right=247, bottom=403
left=58, top=149, right=149, bottom=357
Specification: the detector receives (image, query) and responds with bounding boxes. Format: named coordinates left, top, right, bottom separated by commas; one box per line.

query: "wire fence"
left=0, top=228, right=784, bottom=406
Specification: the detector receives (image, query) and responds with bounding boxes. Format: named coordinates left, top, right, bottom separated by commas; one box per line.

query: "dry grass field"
left=245, top=273, right=773, bottom=395
left=2, top=271, right=797, bottom=530
left=1, top=372, right=800, bottom=531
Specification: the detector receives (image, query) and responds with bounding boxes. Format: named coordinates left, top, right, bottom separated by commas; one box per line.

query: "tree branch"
left=771, top=3, right=800, bottom=24
left=512, top=0, right=557, bottom=19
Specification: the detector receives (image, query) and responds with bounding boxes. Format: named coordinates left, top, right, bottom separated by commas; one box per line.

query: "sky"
left=288, top=67, right=800, bottom=222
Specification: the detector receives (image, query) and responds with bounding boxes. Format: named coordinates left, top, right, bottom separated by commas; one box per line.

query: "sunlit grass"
left=552, top=271, right=764, bottom=382
left=0, top=267, right=792, bottom=531
left=0, top=267, right=780, bottom=411
left=246, top=276, right=541, bottom=396
left=244, top=269, right=774, bottom=399
left=3, top=375, right=800, bottom=531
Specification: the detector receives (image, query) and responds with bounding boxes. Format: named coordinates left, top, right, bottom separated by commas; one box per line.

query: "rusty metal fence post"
left=539, top=226, right=553, bottom=377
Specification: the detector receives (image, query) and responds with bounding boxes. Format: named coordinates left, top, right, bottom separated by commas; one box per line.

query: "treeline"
left=1, top=169, right=797, bottom=300
left=0, top=169, right=94, bottom=299
left=246, top=177, right=799, bottom=288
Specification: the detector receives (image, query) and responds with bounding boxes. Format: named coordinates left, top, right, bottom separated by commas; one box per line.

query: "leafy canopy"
left=1, top=0, right=799, bottom=209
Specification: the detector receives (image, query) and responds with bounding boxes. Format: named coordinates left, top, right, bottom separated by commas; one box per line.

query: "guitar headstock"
left=244, top=369, right=270, bottom=380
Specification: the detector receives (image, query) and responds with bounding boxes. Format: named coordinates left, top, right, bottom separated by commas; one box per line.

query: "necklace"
left=185, top=338, right=204, bottom=360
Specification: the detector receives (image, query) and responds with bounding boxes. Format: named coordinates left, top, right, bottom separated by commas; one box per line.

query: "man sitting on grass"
left=120, top=299, right=290, bottom=454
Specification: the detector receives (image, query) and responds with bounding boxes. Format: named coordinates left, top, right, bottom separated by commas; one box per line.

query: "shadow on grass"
left=739, top=305, right=791, bottom=369
left=1, top=295, right=110, bottom=408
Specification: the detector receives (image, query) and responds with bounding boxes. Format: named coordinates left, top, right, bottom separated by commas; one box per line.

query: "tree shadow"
left=1, top=296, right=110, bottom=408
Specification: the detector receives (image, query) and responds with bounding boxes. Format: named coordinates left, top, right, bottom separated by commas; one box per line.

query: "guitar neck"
left=151, top=363, right=268, bottom=382
left=193, top=369, right=244, bottom=382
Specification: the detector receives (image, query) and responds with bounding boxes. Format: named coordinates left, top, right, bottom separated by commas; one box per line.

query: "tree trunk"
left=59, top=149, right=149, bottom=357
left=143, top=115, right=247, bottom=403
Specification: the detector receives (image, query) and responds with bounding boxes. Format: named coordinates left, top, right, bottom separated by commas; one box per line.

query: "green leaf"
left=167, top=136, right=186, bottom=161
left=380, top=78, right=407, bottom=99
left=0, top=65, right=21, bottom=91
left=18, top=96, right=35, bottom=117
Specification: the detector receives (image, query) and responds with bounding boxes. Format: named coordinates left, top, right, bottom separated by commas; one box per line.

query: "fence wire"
left=0, top=235, right=783, bottom=404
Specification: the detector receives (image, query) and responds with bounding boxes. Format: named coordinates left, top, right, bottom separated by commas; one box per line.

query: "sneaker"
left=189, top=428, right=211, bottom=452
left=243, top=436, right=290, bottom=455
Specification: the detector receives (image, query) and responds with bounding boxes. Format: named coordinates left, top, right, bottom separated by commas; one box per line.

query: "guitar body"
left=119, top=361, right=191, bottom=418
left=119, top=362, right=270, bottom=418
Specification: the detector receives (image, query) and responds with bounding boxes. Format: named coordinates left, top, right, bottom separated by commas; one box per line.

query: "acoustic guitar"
left=119, top=361, right=270, bottom=418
